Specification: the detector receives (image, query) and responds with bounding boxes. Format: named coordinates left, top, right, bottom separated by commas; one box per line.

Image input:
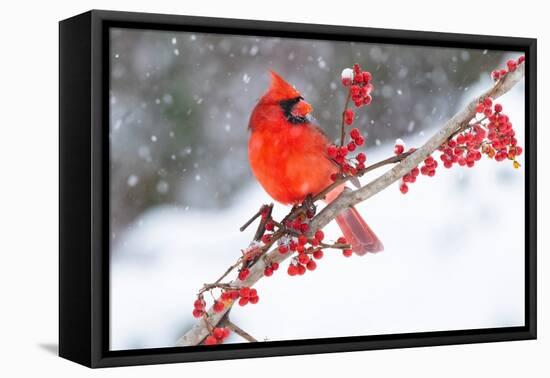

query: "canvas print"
left=108, top=28, right=526, bottom=350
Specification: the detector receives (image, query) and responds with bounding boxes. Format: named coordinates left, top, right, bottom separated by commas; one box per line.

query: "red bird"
left=248, top=71, right=383, bottom=255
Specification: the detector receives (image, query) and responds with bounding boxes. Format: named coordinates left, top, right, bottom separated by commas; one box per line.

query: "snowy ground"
left=110, top=78, right=525, bottom=351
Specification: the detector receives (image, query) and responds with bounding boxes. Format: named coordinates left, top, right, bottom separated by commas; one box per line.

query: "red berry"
left=347, top=142, right=357, bottom=152
left=344, top=109, right=354, bottom=125
left=261, top=234, right=271, bottom=244
left=204, top=336, right=218, bottom=345
left=399, top=182, right=409, bottom=194
left=238, top=297, right=249, bottom=306
left=313, top=250, right=324, bottom=259
left=265, top=221, right=274, bottom=231
left=306, top=260, right=317, bottom=271
left=271, top=262, right=279, bottom=270
left=342, top=249, right=353, bottom=257
left=494, top=103, right=503, bottom=113
left=350, top=128, right=360, bottom=140
left=363, top=95, right=372, bottom=106
left=394, top=144, right=405, bottom=155
left=300, top=223, right=309, bottom=233
left=213, top=327, right=226, bottom=339
left=298, top=234, right=308, bottom=245
left=342, top=77, right=352, bottom=86
left=238, top=268, right=250, bottom=281
left=337, top=237, right=347, bottom=244
left=194, top=298, right=206, bottom=309
left=354, top=136, right=365, bottom=146
left=192, top=309, right=203, bottom=318
left=362, top=71, right=372, bottom=83
left=298, top=253, right=310, bottom=265
left=516, top=146, right=523, bottom=156
left=518, top=56, right=525, bottom=64
left=507, top=59, right=517, bottom=72
left=264, top=267, right=273, bottom=277
left=339, top=147, right=349, bottom=158
left=249, top=296, right=259, bottom=304
left=327, top=145, right=338, bottom=158
left=297, top=264, right=306, bottom=275
left=314, top=230, right=324, bottom=241
left=356, top=152, right=366, bottom=163
left=476, top=103, right=485, bottom=113
left=239, top=287, right=250, bottom=298
left=213, top=300, right=225, bottom=313
left=287, top=264, right=298, bottom=276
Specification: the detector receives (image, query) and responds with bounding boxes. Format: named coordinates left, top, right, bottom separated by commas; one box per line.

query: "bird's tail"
left=335, top=206, right=383, bottom=255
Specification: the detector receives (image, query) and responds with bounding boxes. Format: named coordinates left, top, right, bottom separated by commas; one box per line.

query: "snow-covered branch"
left=176, top=62, right=524, bottom=347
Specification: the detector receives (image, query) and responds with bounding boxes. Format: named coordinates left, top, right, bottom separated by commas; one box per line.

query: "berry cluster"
left=439, top=97, right=522, bottom=169
left=491, top=56, right=525, bottom=81
left=397, top=94, right=522, bottom=195
left=218, top=287, right=260, bottom=310
left=236, top=287, right=259, bottom=306
left=192, top=296, right=207, bottom=318
left=286, top=230, right=325, bottom=276
left=395, top=138, right=438, bottom=194
left=263, top=262, right=280, bottom=277
left=341, top=63, right=374, bottom=107
left=204, top=327, right=231, bottom=345
left=325, top=64, right=375, bottom=177
left=327, top=143, right=367, bottom=177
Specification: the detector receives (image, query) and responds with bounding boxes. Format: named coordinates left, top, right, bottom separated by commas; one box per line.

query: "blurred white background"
left=0, top=0, right=547, bottom=377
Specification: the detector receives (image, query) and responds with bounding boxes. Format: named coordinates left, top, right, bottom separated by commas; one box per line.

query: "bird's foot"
left=303, top=194, right=317, bottom=218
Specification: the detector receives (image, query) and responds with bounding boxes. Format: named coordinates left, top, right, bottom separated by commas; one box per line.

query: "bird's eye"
left=280, top=96, right=312, bottom=125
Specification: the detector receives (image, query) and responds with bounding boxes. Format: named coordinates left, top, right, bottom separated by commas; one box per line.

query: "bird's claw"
left=303, top=194, right=317, bottom=217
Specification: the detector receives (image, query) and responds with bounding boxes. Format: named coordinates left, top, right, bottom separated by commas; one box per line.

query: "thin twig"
left=224, top=320, right=258, bottom=343
left=239, top=205, right=266, bottom=232
left=254, top=203, right=273, bottom=241
left=340, top=89, right=352, bottom=146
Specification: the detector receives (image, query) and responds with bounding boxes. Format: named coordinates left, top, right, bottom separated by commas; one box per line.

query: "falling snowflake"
left=127, top=175, right=139, bottom=187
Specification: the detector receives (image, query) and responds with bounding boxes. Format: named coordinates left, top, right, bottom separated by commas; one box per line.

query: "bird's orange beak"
left=292, top=99, right=313, bottom=118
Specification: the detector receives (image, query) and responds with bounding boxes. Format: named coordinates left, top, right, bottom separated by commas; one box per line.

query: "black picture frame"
left=59, top=9, right=537, bottom=368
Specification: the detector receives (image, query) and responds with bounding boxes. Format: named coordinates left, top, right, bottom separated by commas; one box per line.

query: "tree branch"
left=176, top=63, right=524, bottom=347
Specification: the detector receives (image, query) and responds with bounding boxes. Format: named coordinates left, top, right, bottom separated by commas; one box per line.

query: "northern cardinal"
left=247, top=71, right=383, bottom=255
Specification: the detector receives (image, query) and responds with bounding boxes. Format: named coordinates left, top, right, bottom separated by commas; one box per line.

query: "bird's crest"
left=263, top=70, right=302, bottom=102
